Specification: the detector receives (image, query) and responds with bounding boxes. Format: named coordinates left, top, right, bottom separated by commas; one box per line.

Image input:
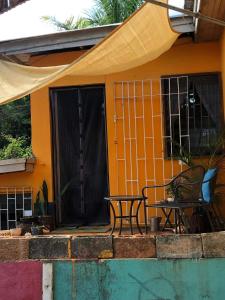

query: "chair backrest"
left=201, top=168, right=218, bottom=203
left=171, top=165, right=206, bottom=202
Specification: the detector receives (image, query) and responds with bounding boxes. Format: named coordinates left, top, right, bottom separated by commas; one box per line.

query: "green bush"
left=0, top=96, right=31, bottom=149
left=0, top=135, right=32, bottom=160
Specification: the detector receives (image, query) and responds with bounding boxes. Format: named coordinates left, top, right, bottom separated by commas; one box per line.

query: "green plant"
left=35, top=179, right=73, bottom=217
left=166, top=182, right=176, bottom=199
left=34, top=180, right=49, bottom=216
left=173, top=129, right=225, bottom=170
left=0, top=96, right=31, bottom=149
left=86, top=0, right=144, bottom=26
left=41, top=0, right=144, bottom=31
left=34, top=191, right=44, bottom=216
left=41, top=180, right=49, bottom=215
left=0, top=135, right=32, bottom=160
left=41, top=15, right=91, bottom=30
left=35, top=191, right=40, bottom=204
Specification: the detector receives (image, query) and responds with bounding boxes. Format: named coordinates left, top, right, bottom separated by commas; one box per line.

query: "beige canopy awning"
left=0, top=0, right=179, bottom=104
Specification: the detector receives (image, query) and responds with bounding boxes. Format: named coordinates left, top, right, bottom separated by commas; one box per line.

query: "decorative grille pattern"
left=113, top=77, right=190, bottom=222
left=0, top=187, right=32, bottom=230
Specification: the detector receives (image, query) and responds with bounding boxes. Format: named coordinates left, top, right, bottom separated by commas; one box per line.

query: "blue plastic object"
left=202, top=168, right=217, bottom=203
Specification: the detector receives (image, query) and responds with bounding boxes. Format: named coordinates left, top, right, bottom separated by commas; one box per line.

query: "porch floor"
left=49, top=225, right=174, bottom=236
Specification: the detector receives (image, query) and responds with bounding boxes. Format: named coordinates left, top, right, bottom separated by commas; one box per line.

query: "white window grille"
left=113, top=77, right=190, bottom=222
left=0, top=187, right=32, bottom=230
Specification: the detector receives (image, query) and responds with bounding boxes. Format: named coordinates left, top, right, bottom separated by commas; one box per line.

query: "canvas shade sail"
left=0, top=0, right=179, bottom=104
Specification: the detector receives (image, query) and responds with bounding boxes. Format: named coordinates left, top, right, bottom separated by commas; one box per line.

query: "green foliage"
left=41, top=0, right=144, bottom=31
left=41, top=15, right=91, bottom=30
left=0, top=96, right=31, bottom=160
left=0, top=135, right=32, bottom=160
left=35, top=191, right=41, bottom=204
left=166, top=181, right=177, bottom=198
left=173, top=129, right=225, bottom=170
left=0, top=96, right=31, bottom=148
left=35, top=180, right=49, bottom=216
left=86, top=0, right=144, bottom=26
left=41, top=180, right=49, bottom=215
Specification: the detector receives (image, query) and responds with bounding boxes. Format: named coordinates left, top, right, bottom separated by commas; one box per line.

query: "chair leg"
left=179, top=208, right=190, bottom=234
left=174, top=209, right=178, bottom=234
left=161, top=208, right=173, bottom=230
left=177, top=209, right=182, bottom=233
left=118, top=201, right=123, bottom=235
left=204, top=207, right=215, bottom=232
left=144, top=201, right=148, bottom=234
left=136, top=200, right=143, bottom=235
left=211, top=203, right=223, bottom=231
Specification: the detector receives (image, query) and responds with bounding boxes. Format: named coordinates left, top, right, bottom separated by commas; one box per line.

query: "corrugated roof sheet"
left=0, top=0, right=29, bottom=14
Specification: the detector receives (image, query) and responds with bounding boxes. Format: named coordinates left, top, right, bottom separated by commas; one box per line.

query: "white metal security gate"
left=113, top=76, right=190, bottom=221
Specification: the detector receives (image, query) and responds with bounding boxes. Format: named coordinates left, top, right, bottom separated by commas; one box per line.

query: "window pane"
left=162, top=73, right=222, bottom=157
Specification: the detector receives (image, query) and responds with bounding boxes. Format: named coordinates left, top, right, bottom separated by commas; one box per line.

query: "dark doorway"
left=50, top=85, right=109, bottom=226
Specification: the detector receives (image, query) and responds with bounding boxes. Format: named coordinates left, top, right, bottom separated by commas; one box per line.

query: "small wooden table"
left=104, top=195, right=145, bottom=235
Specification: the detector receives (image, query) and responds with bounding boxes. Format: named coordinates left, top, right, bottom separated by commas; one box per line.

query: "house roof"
left=0, top=24, right=119, bottom=56
left=0, top=16, right=194, bottom=63
left=196, top=0, right=225, bottom=42
left=2, top=0, right=224, bottom=62
left=0, top=0, right=28, bottom=14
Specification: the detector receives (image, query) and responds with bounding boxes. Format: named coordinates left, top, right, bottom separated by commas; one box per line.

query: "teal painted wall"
left=53, top=259, right=225, bottom=300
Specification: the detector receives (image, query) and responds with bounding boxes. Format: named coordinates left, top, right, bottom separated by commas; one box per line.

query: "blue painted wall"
left=53, top=259, right=225, bottom=300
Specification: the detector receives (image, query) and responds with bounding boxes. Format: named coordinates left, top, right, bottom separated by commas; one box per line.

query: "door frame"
left=49, top=84, right=110, bottom=226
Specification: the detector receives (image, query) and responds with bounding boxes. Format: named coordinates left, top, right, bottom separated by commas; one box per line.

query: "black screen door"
left=51, top=85, right=109, bottom=226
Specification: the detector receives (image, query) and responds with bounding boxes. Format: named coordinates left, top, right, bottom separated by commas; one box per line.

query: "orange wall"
left=0, top=38, right=222, bottom=220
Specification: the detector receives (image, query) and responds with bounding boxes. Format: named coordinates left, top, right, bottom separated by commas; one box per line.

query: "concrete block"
left=71, top=236, right=113, bottom=259
left=113, top=236, right=156, bottom=258
left=0, top=237, right=29, bottom=261
left=202, top=231, right=225, bottom=257
left=156, top=234, right=202, bottom=258
left=29, top=236, right=70, bottom=259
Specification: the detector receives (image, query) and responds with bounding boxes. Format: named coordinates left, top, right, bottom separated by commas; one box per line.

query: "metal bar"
left=168, top=78, right=174, bottom=177
left=114, top=83, right=120, bottom=195
left=145, top=0, right=225, bottom=27
left=127, top=82, right=134, bottom=195
left=6, top=188, right=9, bottom=229
left=22, top=187, right=25, bottom=216
left=159, top=78, right=166, bottom=200
left=14, top=188, right=17, bottom=227
left=187, top=77, right=191, bottom=153
left=121, top=82, right=128, bottom=215
left=126, top=179, right=138, bottom=182
left=177, top=77, right=183, bottom=173
left=150, top=80, right=157, bottom=211
left=133, top=81, right=140, bottom=195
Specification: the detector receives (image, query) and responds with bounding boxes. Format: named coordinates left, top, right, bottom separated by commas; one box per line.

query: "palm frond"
left=41, top=15, right=90, bottom=31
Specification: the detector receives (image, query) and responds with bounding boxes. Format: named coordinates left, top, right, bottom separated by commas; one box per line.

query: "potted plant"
left=30, top=222, right=43, bottom=235
left=34, top=180, right=56, bottom=231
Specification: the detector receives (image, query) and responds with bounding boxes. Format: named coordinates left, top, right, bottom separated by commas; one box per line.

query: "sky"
left=0, top=0, right=184, bottom=42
